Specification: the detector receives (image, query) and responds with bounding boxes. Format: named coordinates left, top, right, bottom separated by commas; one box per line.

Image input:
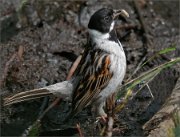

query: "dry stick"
left=133, top=0, right=153, bottom=47
left=0, top=45, right=24, bottom=88
left=115, top=24, right=137, bottom=30
left=104, top=117, right=114, bottom=137
left=0, top=53, right=17, bottom=88
left=76, top=123, right=84, bottom=137
left=102, top=93, right=116, bottom=137
left=66, top=55, right=82, bottom=80
left=17, top=45, right=24, bottom=61
left=38, top=98, right=62, bottom=120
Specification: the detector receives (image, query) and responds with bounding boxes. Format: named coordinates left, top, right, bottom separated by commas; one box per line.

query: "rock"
left=143, top=77, right=180, bottom=137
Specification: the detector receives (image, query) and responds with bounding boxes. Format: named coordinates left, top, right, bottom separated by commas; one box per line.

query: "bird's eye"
left=104, top=16, right=111, bottom=22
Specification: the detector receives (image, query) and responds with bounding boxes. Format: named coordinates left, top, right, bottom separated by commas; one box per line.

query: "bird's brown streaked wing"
left=70, top=49, right=113, bottom=117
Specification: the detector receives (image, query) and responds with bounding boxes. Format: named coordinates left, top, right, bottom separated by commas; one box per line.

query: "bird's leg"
left=96, top=93, right=116, bottom=123
left=95, top=101, right=107, bottom=123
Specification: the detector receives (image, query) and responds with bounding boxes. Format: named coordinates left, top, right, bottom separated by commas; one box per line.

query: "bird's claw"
left=96, top=115, right=107, bottom=124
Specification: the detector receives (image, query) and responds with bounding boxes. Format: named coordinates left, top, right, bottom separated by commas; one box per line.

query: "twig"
left=0, top=45, right=24, bottom=88
left=66, top=55, right=82, bottom=80
left=0, top=53, right=17, bottom=88
left=134, top=0, right=148, bottom=34
left=38, top=98, right=62, bottom=120
left=146, top=83, right=154, bottom=99
left=38, top=97, right=49, bottom=117
left=116, top=24, right=137, bottom=30
left=101, top=93, right=116, bottom=137
left=104, top=117, right=114, bottom=137
left=76, top=123, right=84, bottom=137
left=133, top=0, right=153, bottom=47
left=17, top=45, right=24, bottom=61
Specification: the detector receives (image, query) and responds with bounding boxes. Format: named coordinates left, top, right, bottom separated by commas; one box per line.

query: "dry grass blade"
left=141, top=46, right=176, bottom=67
left=115, top=57, right=180, bottom=113
left=127, top=46, right=176, bottom=81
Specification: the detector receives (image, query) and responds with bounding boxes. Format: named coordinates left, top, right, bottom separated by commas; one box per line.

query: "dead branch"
left=76, top=123, right=84, bottom=137
left=102, top=93, right=116, bottom=137
left=116, top=24, right=137, bottom=30
left=0, top=45, right=24, bottom=88
left=66, top=55, right=82, bottom=80
left=38, top=98, right=62, bottom=120
left=104, top=117, right=114, bottom=137
left=133, top=0, right=153, bottom=47
left=0, top=53, right=17, bottom=88
left=17, top=45, right=24, bottom=61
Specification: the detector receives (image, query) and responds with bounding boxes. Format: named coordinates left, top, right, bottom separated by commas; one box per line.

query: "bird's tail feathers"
left=3, top=81, right=73, bottom=106
left=3, top=88, right=52, bottom=106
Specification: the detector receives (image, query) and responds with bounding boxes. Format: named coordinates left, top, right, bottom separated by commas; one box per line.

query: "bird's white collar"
left=88, top=29, right=110, bottom=40
left=88, top=21, right=115, bottom=40
left=109, top=21, right=115, bottom=32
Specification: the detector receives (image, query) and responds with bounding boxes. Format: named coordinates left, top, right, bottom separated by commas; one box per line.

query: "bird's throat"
left=88, top=29, right=110, bottom=40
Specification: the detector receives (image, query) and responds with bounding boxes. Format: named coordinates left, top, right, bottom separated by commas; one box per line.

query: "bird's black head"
left=88, top=8, right=129, bottom=34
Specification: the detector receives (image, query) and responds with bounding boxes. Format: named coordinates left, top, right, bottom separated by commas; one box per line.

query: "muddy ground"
left=0, top=0, right=179, bottom=136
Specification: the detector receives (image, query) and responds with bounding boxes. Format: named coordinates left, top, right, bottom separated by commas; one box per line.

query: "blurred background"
left=0, top=0, right=179, bottom=136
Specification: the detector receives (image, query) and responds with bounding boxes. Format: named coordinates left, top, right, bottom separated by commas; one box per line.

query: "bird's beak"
left=113, top=9, right=129, bottom=20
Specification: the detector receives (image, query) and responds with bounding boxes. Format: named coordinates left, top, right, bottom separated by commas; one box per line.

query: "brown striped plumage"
left=69, top=47, right=113, bottom=117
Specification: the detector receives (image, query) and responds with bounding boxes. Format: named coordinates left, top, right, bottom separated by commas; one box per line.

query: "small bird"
left=4, top=8, right=129, bottom=119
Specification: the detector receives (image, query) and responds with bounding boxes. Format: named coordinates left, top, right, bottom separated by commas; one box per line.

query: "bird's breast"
left=110, top=53, right=126, bottom=84
left=97, top=49, right=126, bottom=102
left=94, top=38, right=126, bottom=88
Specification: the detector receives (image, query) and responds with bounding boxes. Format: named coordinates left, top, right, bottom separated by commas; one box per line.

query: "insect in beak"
left=113, top=9, right=129, bottom=20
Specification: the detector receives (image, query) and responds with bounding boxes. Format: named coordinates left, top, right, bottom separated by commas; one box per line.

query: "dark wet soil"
left=0, top=0, right=179, bottom=136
